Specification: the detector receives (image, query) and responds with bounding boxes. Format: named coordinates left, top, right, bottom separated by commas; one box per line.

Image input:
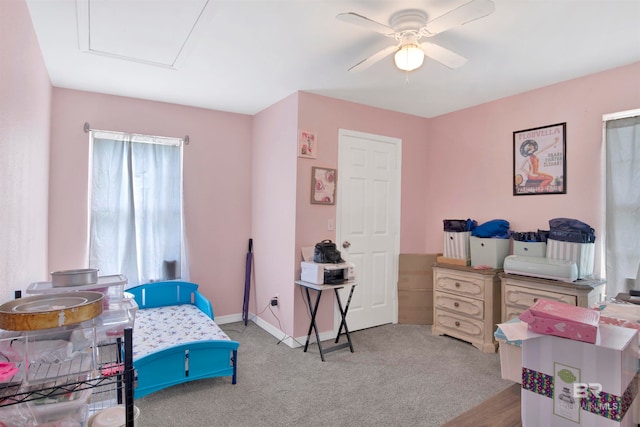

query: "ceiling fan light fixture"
left=394, top=44, right=424, bottom=71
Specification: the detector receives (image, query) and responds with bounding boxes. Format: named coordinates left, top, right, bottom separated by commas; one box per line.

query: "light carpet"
left=134, top=321, right=514, bottom=426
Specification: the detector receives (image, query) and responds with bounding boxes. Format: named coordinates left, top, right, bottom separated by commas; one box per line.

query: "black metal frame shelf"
left=0, top=328, right=134, bottom=427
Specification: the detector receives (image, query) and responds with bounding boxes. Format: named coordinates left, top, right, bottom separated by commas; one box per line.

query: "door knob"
left=342, top=241, right=351, bottom=249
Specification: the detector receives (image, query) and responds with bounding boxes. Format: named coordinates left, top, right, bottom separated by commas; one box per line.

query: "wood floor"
left=442, top=383, right=522, bottom=427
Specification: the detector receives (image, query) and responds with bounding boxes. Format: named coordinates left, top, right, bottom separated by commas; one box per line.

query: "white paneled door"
left=335, top=129, right=401, bottom=333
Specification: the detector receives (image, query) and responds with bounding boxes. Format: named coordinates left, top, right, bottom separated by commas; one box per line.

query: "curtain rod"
left=83, top=122, right=189, bottom=145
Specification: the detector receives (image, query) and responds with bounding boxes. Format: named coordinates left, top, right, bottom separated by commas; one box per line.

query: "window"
left=89, top=130, right=188, bottom=286
left=603, top=110, right=640, bottom=296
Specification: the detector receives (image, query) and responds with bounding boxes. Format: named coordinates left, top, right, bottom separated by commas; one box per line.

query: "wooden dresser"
left=432, top=263, right=501, bottom=353
left=500, top=272, right=606, bottom=322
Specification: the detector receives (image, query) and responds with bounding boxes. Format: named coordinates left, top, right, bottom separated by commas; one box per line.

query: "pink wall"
left=292, top=92, right=429, bottom=336
left=7, top=0, right=639, bottom=338
left=296, top=93, right=431, bottom=253
left=426, top=62, right=640, bottom=277
left=0, top=0, right=51, bottom=303
left=250, top=91, right=429, bottom=338
left=48, top=89, right=253, bottom=316
left=251, top=94, right=299, bottom=335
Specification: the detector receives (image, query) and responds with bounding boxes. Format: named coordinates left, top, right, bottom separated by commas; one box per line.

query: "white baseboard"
left=214, top=313, right=243, bottom=325
left=215, top=311, right=334, bottom=349
left=252, top=315, right=295, bottom=346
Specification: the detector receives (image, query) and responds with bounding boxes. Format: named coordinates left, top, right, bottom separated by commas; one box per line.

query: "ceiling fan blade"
left=420, top=42, right=467, bottom=69
left=422, top=0, right=495, bottom=36
left=348, top=45, right=398, bottom=73
left=337, top=12, right=395, bottom=36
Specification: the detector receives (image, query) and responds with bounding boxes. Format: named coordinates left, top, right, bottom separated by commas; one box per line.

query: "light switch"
left=328, top=219, right=334, bottom=231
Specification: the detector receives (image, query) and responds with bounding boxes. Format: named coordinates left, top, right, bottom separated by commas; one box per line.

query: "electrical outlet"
left=270, top=296, right=278, bottom=306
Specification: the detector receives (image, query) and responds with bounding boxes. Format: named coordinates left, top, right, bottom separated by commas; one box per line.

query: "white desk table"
left=295, top=280, right=357, bottom=361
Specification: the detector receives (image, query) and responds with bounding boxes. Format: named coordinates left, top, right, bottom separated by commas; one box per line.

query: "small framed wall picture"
left=310, top=167, right=336, bottom=205
left=513, top=122, right=566, bottom=196
left=298, top=131, right=316, bottom=158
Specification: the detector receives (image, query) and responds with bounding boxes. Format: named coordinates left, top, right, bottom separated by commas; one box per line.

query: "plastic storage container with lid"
left=0, top=387, right=92, bottom=426
left=27, top=274, right=128, bottom=308
left=89, top=404, right=140, bottom=427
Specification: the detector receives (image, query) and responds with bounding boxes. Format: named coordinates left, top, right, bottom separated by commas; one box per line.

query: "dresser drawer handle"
left=455, top=321, right=460, bottom=327
left=533, top=298, right=538, bottom=303
left=454, top=302, right=459, bottom=307
left=455, top=282, right=460, bottom=288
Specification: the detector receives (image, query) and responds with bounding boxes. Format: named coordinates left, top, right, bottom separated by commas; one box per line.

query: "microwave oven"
left=301, top=261, right=355, bottom=285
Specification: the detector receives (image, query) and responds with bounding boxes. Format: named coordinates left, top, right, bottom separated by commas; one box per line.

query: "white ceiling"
left=25, top=0, right=640, bottom=118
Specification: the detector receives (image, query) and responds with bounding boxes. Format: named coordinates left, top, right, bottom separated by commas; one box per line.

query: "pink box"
left=519, top=298, right=600, bottom=343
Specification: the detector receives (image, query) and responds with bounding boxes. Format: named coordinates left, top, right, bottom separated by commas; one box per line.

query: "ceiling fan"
left=337, top=0, right=495, bottom=73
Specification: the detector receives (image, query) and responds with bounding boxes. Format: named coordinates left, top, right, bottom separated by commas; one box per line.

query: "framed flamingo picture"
left=310, top=167, right=336, bottom=205
left=513, top=122, right=566, bottom=196
left=298, top=131, right=316, bottom=159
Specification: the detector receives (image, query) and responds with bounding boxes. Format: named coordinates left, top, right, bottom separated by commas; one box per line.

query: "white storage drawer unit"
left=432, top=264, right=501, bottom=353
left=434, top=292, right=484, bottom=319
left=435, top=273, right=485, bottom=298
left=499, top=272, right=606, bottom=322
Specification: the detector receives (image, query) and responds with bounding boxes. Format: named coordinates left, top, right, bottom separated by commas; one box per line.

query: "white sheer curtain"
left=89, top=130, right=188, bottom=286
left=604, top=114, right=640, bottom=296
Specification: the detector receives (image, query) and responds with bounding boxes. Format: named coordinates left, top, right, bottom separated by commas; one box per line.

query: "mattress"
left=133, top=304, right=230, bottom=359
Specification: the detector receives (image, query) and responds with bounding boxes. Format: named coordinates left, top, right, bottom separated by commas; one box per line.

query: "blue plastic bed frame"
left=127, top=280, right=239, bottom=399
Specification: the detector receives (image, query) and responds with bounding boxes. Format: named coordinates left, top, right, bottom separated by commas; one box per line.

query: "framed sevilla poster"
left=513, top=122, right=566, bottom=196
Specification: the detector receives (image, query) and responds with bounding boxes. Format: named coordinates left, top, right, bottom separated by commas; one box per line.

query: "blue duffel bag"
left=471, top=219, right=510, bottom=239
left=548, top=218, right=595, bottom=243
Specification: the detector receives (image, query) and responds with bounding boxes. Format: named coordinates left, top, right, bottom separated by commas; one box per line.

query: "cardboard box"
left=513, top=241, right=547, bottom=257
left=519, top=299, right=600, bottom=344
left=398, top=254, right=437, bottom=291
left=498, top=321, right=638, bottom=426
left=398, top=289, right=433, bottom=324
left=546, top=239, right=595, bottom=279
left=596, top=303, right=640, bottom=424
left=436, top=256, right=471, bottom=266
left=598, top=303, right=640, bottom=333
left=443, top=231, right=471, bottom=260
left=398, top=254, right=436, bottom=325
left=470, top=236, right=511, bottom=268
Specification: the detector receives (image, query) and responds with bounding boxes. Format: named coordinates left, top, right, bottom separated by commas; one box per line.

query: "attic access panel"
left=77, top=0, right=211, bottom=68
